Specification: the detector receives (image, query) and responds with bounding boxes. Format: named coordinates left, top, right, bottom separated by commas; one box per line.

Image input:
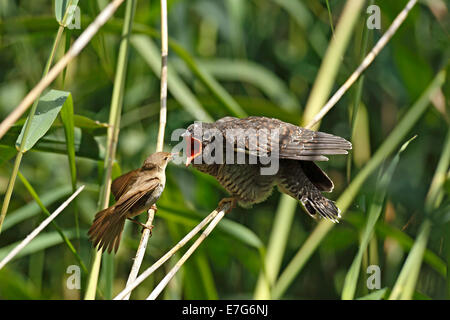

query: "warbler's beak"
left=185, top=135, right=202, bottom=167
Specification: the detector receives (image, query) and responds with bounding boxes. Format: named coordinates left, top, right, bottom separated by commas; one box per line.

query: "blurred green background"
left=0, top=0, right=449, bottom=300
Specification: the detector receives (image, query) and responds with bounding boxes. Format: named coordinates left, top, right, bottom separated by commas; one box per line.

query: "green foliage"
left=55, top=0, right=80, bottom=26
left=342, top=137, right=416, bottom=300
left=16, top=90, right=73, bottom=152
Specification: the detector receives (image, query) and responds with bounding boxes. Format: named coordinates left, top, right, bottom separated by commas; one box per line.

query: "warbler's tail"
left=88, top=206, right=126, bottom=253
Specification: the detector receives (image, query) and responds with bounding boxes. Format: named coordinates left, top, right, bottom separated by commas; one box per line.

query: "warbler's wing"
left=90, top=174, right=160, bottom=254
left=111, top=169, right=140, bottom=201
left=114, top=177, right=161, bottom=218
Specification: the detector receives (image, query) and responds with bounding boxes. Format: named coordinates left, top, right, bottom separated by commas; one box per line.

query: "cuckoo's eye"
left=203, top=130, right=218, bottom=143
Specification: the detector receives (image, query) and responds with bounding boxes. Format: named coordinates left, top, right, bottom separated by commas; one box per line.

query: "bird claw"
left=218, top=197, right=236, bottom=214
left=141, top=224, right=154, bottom=236
left=127, top=218, right=154, bottom=236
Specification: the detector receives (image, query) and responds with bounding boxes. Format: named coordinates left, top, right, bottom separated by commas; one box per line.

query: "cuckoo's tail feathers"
left=300, top=195, right=341, bottom=223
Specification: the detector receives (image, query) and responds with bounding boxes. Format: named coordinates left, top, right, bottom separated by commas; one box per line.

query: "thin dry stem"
left=123, top=208, right=155, bottom=300
left=84, top=0, right=135, bottom=300
left=0, top=0, right=126, bottom=141
left=123, top=0, right=169, bottom=299
left=305, top=0, right=418, bottom=129
left=113, top=204, right=227, bottom=300
left=0, top=185, right=84, bottom=270
left=147, top=205, right=228, bottom=300
left=157, top=0, right=168, bottom=153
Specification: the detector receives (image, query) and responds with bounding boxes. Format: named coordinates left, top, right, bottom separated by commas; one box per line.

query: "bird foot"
left=127, top=218, right=154, bottom=236
left=218, top=197, right=237, bottom=214
left=142, top=224, right=154, bottom=236
left=150, top=204, right=158, bottom=212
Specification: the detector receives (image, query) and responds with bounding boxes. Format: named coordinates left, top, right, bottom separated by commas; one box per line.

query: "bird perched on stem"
left=88, top=152, right=173, bottom=253
left=183, top=116, right=351, bottom=222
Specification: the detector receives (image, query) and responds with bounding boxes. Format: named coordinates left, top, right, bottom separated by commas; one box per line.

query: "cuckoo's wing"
left=300, top=161, right=334, bottom=192
left=215, top=116, right=352, bottom=161
left=279, top=125, right=352, bottom=161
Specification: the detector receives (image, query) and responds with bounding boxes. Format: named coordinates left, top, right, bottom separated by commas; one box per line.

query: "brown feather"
left=300, top=161, right=334, bottom=192
left=88, top=152, right=172, bottom=253
left=113, top=178, right=160, bottom=217
left=111, top=169, right=139, bottom=201
left=191, top=116, right=351, bottom=162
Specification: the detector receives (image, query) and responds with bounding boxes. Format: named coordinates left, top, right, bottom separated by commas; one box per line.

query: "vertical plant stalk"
left=0, top=0, right=126, bottom=142
left=390, top=128, right=450, bottom=300
left=325, top=0, right=335, bottom=37
left=123, top=0, right=169, bottom=300
left=253, top=194, right=297, bottom=299
left=0, top=186, right=84, bottom=270
left=446, top=204, right=450, bottom=299
left=146, top=206, right=227, bottom=300
left=341, top=136, right=415, bottom=300
left=347, top=0, right=374, bottom=181
left=306, top=0, right=418, bottom=129
left=84, top=0, right=137, bottom=300
left=157, top=0, right=169, bottom=154
left=0, top=25, right=64, bottom=233
left=302, top=0, right=365, bottom=128
left=389, top=220, right=432, bottom=300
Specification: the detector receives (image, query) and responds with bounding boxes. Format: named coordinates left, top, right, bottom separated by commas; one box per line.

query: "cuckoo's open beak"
left=185, top=135, right=202, bottom=166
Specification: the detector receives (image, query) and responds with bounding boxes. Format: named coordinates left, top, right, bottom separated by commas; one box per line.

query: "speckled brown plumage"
left=184, top=116, right=351, bottom=222
left=194, top=158, right=276, bottom=207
